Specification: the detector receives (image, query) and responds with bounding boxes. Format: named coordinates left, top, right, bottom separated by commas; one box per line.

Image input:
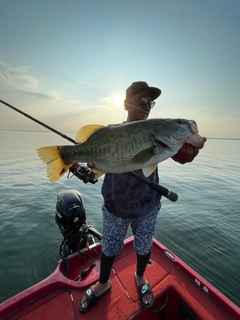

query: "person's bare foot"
left=80, top=281, right=111, bottom=309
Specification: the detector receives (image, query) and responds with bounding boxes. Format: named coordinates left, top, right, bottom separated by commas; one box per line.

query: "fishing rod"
left=128, top=172, right=178, bottom=202
left=0, top=99, right=178, bottom=202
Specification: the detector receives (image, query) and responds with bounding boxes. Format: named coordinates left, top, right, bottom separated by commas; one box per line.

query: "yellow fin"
left=142, top=164, right=158, bottom=177
left=75, top=124, right=106, bottom=143
left=36, top=146, right=72, bottom=182
left=92, top=168, right=106, bottom=179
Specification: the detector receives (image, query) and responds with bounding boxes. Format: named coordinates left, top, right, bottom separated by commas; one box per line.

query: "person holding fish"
left=37, top=81, right=206, bottom=311
left=74, top=81, right=206, bottom=312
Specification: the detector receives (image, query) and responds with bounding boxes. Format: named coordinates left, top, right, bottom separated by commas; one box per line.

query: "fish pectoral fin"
left=142, top=164, right=158, bottom=177
left=92, top=168, right=106, bottom=179
left=36, top=146, right=71, bottom=182
left=75, top=124, right=106, bottom=142
left=132, top=147, right=157, bottom=164
left=132, top=147, right=158, bottom=177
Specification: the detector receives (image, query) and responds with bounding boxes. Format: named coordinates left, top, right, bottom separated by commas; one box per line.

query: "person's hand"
left=87, top=162, right=95, bottom=169
left=172, top=138, right=207, bottom=164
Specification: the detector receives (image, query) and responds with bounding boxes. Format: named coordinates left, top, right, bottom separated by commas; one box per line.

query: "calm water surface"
left=0, top=131, right=239, bottom=306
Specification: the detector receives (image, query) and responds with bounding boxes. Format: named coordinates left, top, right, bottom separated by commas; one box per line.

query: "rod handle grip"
left=166, top=191, right=178, bottom=202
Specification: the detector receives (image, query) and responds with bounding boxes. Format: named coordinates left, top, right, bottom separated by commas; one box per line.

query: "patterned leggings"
left=102, top=204, right=160, bottom=256
left=99, top=204, right=160, bottom=284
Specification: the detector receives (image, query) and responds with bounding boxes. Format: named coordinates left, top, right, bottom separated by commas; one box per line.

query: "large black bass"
left=36, top=118, right=205, bottom=182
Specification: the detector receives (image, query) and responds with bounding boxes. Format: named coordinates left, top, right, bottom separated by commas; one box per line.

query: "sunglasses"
left=139, top=97, right=155, bottom=109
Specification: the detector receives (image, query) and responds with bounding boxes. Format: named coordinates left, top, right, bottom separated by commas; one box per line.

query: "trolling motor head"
left=55, top=190, right=87, bottom=256
left=55, top=190, right=86, bottom=236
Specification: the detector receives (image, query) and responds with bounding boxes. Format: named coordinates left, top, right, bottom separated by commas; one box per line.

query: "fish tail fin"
left=36, top=146, right=72, bottom=182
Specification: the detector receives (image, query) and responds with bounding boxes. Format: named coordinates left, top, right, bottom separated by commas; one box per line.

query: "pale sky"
left=0, top=0, right=239, bottom=138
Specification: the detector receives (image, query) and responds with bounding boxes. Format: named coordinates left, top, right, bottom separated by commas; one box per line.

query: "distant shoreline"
left=0, top=129, right=239, bottom=141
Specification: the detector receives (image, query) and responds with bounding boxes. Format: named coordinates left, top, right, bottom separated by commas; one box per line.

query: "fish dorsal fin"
left=142, top=164, right=158, bottom=177
left=75, top=124, right=106, bottom=142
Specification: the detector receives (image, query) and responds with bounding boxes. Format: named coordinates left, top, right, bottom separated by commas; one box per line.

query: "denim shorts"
left=101, top=204, right=161, bottom=256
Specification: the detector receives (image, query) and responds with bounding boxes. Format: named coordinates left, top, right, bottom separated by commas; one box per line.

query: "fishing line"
left=125, top=102, right=172, bottom=121
left=0, top=52, right=182, bottom=127
left=0, top=51, right=208, bottom=136
left=0, top=53, right=181, bottom=200
left=0, top=51, right=161, bottom=118
left=0, top=51, right=95, bottom=92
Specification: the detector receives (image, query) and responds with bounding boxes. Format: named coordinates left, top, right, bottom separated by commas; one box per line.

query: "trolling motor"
left=55, top=189, right=102, bottom=257
left=55, top=189, right=102, bottom=279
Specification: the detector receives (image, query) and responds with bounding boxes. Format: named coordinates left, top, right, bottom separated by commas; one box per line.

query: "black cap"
left=126, top=81, right=161, bottom=100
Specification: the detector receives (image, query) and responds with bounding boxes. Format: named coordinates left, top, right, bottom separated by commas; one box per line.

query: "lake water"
left=0, top=130, right=239, bottom=307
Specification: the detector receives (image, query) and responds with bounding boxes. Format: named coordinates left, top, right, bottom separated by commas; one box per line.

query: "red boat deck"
left=1, top=238, right=239, bottom=320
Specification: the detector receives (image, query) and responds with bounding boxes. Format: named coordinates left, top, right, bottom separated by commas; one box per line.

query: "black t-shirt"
left=101, top=168, right=161, bottom=218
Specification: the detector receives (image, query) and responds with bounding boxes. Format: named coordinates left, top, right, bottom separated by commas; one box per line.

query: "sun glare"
left=113, top=95, right=124, bottom=106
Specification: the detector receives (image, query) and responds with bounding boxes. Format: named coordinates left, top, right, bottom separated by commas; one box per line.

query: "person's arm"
left=172, top=138, right=207, bottom=164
